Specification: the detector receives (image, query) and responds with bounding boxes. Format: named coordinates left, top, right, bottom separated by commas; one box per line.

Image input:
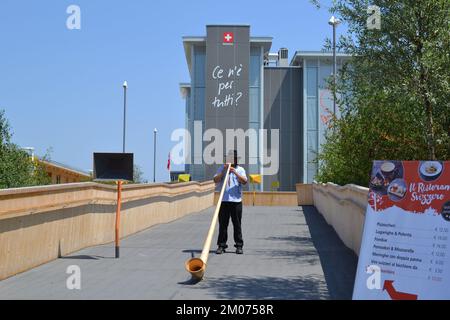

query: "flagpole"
left=167, top=152, right=171, bottom=181
left=153, top=128, right=157, bottom=183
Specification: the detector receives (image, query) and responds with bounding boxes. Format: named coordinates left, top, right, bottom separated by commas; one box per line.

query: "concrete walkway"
left=0, top=206, right=357, bottom=300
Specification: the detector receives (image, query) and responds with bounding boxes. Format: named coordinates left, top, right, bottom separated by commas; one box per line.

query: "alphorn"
left=185, top=164, right=231, bottom=280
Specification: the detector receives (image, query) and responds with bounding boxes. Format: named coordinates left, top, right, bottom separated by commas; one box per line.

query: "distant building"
left=39, top=159, right=91, bottom=184
left=21, top=147, right=91, bottom=184
left=180, top=25, right=351, bottom=190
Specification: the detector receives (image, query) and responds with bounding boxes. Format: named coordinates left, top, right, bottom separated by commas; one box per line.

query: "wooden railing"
left=312, top=182, right=368, bottom=256
left=0, top=181, right=215, bottom=280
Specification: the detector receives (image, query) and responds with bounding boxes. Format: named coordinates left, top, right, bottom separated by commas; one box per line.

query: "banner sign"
left=353, top=160, right=450, bottom=300
left=204, top=25, right=250, bottom=179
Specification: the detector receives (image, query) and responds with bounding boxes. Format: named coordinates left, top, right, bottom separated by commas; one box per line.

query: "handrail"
left=0, top=181, right=215, bottom=219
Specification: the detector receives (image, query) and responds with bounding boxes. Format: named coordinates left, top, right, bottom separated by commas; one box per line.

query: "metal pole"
left=115, top=180, right=122, bottom=258
left=123, top=85, right=127, bottom=153
left=332, top=24, right=336, bottom=116
left=153, top=129, right=157, bottom=183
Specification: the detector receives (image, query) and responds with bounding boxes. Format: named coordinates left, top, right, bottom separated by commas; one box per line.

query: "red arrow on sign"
left=383, top=280, right=418, bottom=300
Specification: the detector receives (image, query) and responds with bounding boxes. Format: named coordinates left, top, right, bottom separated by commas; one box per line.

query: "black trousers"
left=217, top=201, right=243, bottom=249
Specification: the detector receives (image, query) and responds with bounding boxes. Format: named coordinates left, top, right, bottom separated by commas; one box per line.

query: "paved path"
left=0, top=206, right=357, bottom=300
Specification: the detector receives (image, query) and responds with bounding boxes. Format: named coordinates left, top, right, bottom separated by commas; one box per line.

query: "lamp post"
left=328, top=15, right=341, bottom=116
left=122, top=81, right=128, bottom=153
left=22, top=147, right=35, bottom=175
left=22, top=147, right=35, bottom=161
left=153, top=128, right=157, bottom=183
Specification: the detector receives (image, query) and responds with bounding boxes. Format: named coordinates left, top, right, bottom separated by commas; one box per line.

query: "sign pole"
left=252, top=182, right=255, bottom=206
left=115, top=180, right=122, bottom=258
left=271, top=185, right=274, bottom=206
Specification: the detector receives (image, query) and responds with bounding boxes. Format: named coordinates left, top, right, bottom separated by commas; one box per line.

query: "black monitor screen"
left=93, top=153, right=133, bottom=181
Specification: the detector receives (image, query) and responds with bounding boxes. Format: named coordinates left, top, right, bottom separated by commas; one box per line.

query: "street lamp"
left=122, top=81, right=128, bottom=153
left=22, top=147, right=35, bottom=161
left=153, top=128, right=157, bottom=183
left=328, top=15, right=341, bottom=116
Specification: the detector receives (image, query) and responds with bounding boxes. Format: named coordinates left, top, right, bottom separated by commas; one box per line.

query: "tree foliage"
left=0, top=110, right=51, bottom=189
left=316, top=0, right=450, bottom=186
left=133, top=165, right=147, bottom=184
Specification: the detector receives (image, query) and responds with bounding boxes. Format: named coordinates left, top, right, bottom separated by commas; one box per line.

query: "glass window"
left=248, top=122, right=259, bottom=162
left=250, top=53, right=261, bottom=87
left=319, top=62, right=333, bottom=89
left=307, top=131, right=318, bottom=162
left=185, top=96, right=191, bottom=122
left=305, top=58, right=318, bottom=67
left=249, top=87, right=259, bottom=122
left=307, top=98, right=317, bottom=130
left=306, top=67, right=317, bottom=97
left=307, top=162, right=318, bottom=183
left=194, top=88, right=205, bottom=120
left=194, top=47, right=206, bottom=87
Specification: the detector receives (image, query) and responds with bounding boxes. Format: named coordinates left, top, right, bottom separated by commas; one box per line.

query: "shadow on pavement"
left=301, top=205, right=358, bottom=300
left=178, top=277, right=202, bottom=286
left=60, top=255, right=115, bottom=260
left=254, top=235, right=320, bottom=266
left=200, top=275, right=330, bottom=299
left=182, top=249, right=216, bottom=258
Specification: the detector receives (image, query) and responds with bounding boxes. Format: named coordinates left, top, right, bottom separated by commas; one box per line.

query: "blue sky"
left=0, top=0, right=343, bottom=182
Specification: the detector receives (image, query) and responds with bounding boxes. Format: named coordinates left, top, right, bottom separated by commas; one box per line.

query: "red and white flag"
left=223, top=32, right=234, bottom=44
left=167, top=152, right=171, bottom=171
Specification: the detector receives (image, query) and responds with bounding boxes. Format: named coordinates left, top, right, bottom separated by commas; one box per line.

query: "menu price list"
left=371, top=222, right=448, bottom=283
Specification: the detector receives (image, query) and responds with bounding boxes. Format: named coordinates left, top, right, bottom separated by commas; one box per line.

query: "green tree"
left=32, top=148, right=53, bottom=186
left=133, top=165, right=147, bottom=184
left=315, top=0, right=450, bottom=186
left=0, top=110, right=51, bottom=189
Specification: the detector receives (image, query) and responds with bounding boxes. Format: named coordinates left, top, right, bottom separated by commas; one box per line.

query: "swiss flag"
left=223, top=32, right=234, bottom=43
left=167, top=152, right=171, bottom=171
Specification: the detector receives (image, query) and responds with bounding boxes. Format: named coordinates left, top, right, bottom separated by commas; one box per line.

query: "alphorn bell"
left=185, top=164, right=231, bottom=280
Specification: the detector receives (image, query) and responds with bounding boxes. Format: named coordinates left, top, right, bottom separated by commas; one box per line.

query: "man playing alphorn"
left=213, top=150, right=248, bottom=255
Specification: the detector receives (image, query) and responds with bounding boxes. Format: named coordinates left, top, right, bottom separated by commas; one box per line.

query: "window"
left=249, top=87, right=259, bottom=122
left=56, top=175, right=61, bottom=184
left=319, top=62, right=333, bottom=89
left=306, top=67, right=318, bottom=97
left=194, top=46, right=206, bottom=87
left=194, top=88, right=205, bottom=120
left=250, top=52, right=261, bottom=87
left=307, top=131, right=318, bottom=162
left=307, top=98, right=318, bottom=130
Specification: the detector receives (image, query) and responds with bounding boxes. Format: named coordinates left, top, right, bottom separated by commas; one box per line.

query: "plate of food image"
left=379, top=160, right=403, bottom=184
left=419, top=161, right=443, bottom=181
left=387, top=179, right=407, bottom=201
left=370, top=172, right=387, bottom=194
left=380, top=161, right=396, bottom=176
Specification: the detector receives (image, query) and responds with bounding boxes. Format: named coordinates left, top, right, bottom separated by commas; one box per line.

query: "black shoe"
left=236, top=247, right=243, bottom=254
left=216, top=247, right=226, bottom=254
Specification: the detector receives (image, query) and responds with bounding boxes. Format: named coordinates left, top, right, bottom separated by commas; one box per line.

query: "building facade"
left=180, top=25, right=350, bottom=190
left=40, top=159, right=91, bottom=184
